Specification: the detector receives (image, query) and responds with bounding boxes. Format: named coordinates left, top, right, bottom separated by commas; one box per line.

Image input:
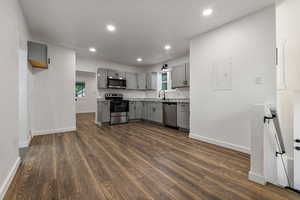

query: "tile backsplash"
left=145, top=88, right=190, bottom=99
left=97, top=88, right=189, bottom=99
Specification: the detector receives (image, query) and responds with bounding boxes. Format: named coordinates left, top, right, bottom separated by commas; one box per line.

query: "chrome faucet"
left=158, top=90, right=166, bottom=100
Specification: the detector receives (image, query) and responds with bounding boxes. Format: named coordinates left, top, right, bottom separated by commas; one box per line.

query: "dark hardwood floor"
left=4, top=113, right=300, bottom=200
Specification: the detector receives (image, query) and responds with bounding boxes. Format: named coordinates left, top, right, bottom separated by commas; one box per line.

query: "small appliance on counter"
left=105, top=93, right=129, bottom=125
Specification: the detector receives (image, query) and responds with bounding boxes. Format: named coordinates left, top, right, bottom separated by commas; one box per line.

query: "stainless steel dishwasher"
left=163, top=102, right=177, bottom=128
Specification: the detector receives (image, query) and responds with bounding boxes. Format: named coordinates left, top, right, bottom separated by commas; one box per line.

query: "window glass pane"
left=162, top=83, right=168, bottom=90
left=162, top=73, right=168, bottom=81
left=76, top=82, right=86, bottom=97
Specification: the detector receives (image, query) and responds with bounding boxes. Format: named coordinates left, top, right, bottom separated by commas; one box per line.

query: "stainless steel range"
left=105, top=93, right=129, bottom=125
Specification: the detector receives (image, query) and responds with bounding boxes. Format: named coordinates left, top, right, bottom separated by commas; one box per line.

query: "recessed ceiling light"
left=164, top=45, right=171, bottom=50
left=202, top=8, right=213, bottom=17
left=89, top=47, right=97, bottom=52
left=137, top=58, right=143, bottom=62
left=106, top=24, right=116, bottom=32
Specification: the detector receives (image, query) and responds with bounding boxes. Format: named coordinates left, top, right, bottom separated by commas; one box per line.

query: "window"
left=161, top=72, right=168, bottom=90
left=159, top=72, right=173, bottom=91
left=75, top=82, right=86, bottom=97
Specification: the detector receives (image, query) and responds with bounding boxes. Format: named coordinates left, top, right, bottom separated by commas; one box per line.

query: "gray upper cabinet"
left=126, top=73, right=138, bottom=90
left=177, top=103, right=190, bottom=130
left=171, top=63, right=190, bottom=88
left=137, top=73, right=146, bottom=90
left=28, top=41, right=48, bottom=69
left=108, top=70, right=126, bottom=79
left=146, top=72, right=158, bottom=90
left=97, top=68, right=108, bottom=89
left=97, top=68, right=157, bottom=91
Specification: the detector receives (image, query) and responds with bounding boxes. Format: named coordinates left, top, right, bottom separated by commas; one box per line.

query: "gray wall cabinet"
left=96, top=68, right=158, bottom=91
left=171, top=63, right=190, bottom=88
left=97, top=101, right=110, bottom=123
left=146, top=72, right=158, bottom=90
left=28, top=41, right=48, bottom=69
left=126, top=73, right=138, bottom=90
left=108, top=70, right=126, bottom=79
left=177, top=103, right=190, bottom=129
left=97, top=68, right=108, bottom=89
left=137, top=73, right=146, bottom=90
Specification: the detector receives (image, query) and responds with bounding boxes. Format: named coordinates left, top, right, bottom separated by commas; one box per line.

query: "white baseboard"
left=19, top=135, right=32, bottom=148
left=32, top=127, right=76, bottom=136
left=76, top=111, right=95, bottom=114
left=0, top=157, right=21, bottom=200
left=248, top=171, right=266, bottom=185
left=189, top=133, right=250, bottom=154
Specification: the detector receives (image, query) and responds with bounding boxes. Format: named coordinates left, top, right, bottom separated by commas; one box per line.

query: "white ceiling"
left=20, top=0, right=274, bottom=67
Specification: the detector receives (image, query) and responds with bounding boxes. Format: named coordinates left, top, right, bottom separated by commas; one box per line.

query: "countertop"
left=97, top=98, right=189, bottom=103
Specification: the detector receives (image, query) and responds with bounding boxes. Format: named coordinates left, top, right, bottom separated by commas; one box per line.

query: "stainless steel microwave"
left=107, top=77, right=126, bottom=89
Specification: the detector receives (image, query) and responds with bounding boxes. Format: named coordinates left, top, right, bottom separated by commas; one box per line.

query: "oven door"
left=110, top=100, right=129, bottom=113
left=107, top=78, right=126, bottom=89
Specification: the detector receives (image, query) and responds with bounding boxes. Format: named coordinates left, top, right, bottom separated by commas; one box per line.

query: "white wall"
left=30, top=44, right=76, bottom=135
left=190, top=7, right=276, bottom=154
left=276, top=0, right=300, bottom=188
left=145, top=56, right=190, bottom=99
left=76, top=71, right=97, bottom=113
left=0, top=0, right=30, bottom=198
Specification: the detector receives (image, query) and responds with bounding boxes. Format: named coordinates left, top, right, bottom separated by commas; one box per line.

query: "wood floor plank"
left=4, top=113, right=300, bottom=200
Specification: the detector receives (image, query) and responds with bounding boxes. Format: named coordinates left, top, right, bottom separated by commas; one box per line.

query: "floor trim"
left=32, top=127, right=76, bottom=136
left=189, top=133, right=250, bottom=154
left=248, top=171, right=266, bottom=185
left=19, top=136, right=32, bottom=148
left=0, top=157, right=21, bottom=200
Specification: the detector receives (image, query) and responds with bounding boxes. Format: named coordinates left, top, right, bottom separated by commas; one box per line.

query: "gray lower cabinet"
left=126, top=73, right=138, bottom=90
left=97, top=101, right=110, bottom=123
left=97, top=68, right=108, bottom=89
left=150, top=102, right=163, bottom=123
left=129, top=101, right=136, bottom=120
left=135, top=102, right=143, bottom=119
left=142, top=102, right=162, bottom=123
left=177, top=103, right=190, bottom=129
left=129, top=101, right=143, bottom=120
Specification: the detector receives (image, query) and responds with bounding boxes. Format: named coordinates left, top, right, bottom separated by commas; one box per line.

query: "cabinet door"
left=177, top=103, right=190, bottom=129
left=152, top=103, right=163, bottom=123
left=171, top=65, right=186, bottom=88
left=135, top=102, right=143, bottom=119
left=28, top=41, right=48, bottom=68
left=101, top=101, right=111, bottom=123
left=137, top=73, right=146, bottom=90
left=129, top=101, right=136, bottom=120
left=146, top=72, right=158, bottom=90
left=142, top=102, right=148, bottom=120
left=97, top=68, right=108, bottom=89
left=126, top=73, right=138, bottom=90
left=150, top=72, right=158, bottom=90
